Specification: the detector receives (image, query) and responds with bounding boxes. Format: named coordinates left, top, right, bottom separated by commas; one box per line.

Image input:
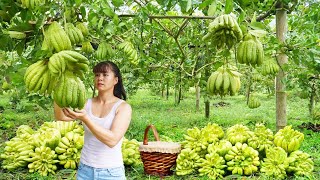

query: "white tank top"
left=80, top=98, right=124, bottom=168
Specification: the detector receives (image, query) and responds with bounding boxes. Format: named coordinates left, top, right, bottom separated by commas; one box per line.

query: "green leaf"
left=249, top=30, right=267, bottom=38
left=186, top=0, right=192, bottom=12
left=90, top=16, right=99, bottom=26
left=251, top=12, right=257, bottom=23
left=112, top=0, right=124, bottom=7
left=102, top=3, right=115, bottom=18
left=240, top=25, right=247, bottom=35
left=113, top=14, right=119, bottom=25
left=15, top=39, right=25, bottom=55
left=249, top=22, right=265, bottom=30
left=88, top=10, right=96, bottom=22
left=156, top=0, right=167, bottom=6
left=118, top=22, right=126, bottom=28
left=0, top=34, right=13, bottom=51
left=80, top=6, right=86, bottom=19
left=207, top=1, right=216, bottom=16
left=75, top=0, right=82, bottom=6
left=241, top=0, right=250, bottom=7
left=98, top=18, right=104, bottom=30
left=0, top=10, right=10, bottom=21
left=179, top=0, right=187, bottom=13
left=104, top=24, right=115, bottom=35
left=199, top=0, right=214, bottom=10
left=225, top=0, right=233, bottom=14
left=239, top=10, right=246, bottom=22
left=103, top=9, right=114, bottom=18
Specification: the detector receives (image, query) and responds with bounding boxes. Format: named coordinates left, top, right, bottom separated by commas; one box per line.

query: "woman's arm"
left=64, top=102, right=132, bottom=148
left=54, top=102, right=75, bottom=121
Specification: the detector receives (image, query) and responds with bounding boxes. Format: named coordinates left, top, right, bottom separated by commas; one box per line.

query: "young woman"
left=54, top=61, right=132, bottom=180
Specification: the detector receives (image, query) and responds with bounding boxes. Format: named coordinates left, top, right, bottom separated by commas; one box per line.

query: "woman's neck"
left=96, top=91, right=118, bottom=104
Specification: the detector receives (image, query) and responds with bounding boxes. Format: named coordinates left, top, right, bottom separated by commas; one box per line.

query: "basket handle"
left=143, top=124, right=160, bottom=145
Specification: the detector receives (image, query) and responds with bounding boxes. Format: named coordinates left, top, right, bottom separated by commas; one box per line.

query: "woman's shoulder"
left=117, top=100, right=132, bottom=112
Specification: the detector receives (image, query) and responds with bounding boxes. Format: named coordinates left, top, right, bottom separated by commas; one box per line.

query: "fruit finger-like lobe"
left=60, top=51, right=78, bottom=63
left=39, top=71, right=50, bottom=95
left=76, top=78, right=87, bottom=109
left=65, top=23, right=76, bottom=45
left=207, top=72, right=218, bottom=95
left=238, top=35, right=264, bottom=67
left=24, top=60, right=46, bottom=83
left=222, top=72, right=230, bottom=94
left=215, top=72, right=223, bottom=92
left=73, top=26, right=84, bottom=43
left=65, top=50, right=88, bottom=64
left=66, top=23, right=84, bottom=45
left=207, top=65, right=241, bottom=97
left=25, top=61, right=48, bottom=92
left=76, top=63, right=89, bottom=72
left=76, top=22, right=89, bottom=37
left=49, top=53, right=62, bottom=75
left=81, top=41, right=94, bottom=54
left=46, top=76, right=56, bottom=96
left=71, top=78, right=79, bottom=108
left=245, top=41, right=252, bottom=65
left=248, top=96, right=261, bottom=109
left=54, top=76, right=65, bottom=108
left=249, top=40, right=257, bottom=66
left=229, top=75, right=237, bottom=95
left=236, top=43, right=244, bottom=64
left=47, top=21, right=72, bottom=52
left=95, top=42, right=111, bottom=59
left=254, top=38, right=264, bottom=66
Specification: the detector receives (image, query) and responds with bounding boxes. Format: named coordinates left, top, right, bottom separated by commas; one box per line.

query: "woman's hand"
left=62, top=108, right=88, bottom=122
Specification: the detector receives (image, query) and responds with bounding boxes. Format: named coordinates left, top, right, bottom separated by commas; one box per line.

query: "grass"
left=0, top=89, right=319, bottom=179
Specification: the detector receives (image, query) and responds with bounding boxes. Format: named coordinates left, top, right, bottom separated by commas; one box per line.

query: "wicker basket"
left=139, top=124, right=181, bottom=177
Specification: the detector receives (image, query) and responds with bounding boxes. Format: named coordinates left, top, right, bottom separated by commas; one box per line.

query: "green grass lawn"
left=0, top=89, right=319, bottom=180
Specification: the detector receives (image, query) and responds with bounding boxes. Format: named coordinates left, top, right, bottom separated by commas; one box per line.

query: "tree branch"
left=256, top=0, right=299, bottom=22
left=155, top=20, right=174, bottom=37
left=118, top=14, right=217, bottom=20
left=196, top=61, right=215, bottom=73
left=175, top=19, right=190, bottom=39
left=170, top=59, right=193, bottom=77
left=256, top=0, right=279, bottom=22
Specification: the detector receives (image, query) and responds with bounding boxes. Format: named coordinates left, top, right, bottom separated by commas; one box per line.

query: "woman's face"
left=94, top=68, right=118, bottom=91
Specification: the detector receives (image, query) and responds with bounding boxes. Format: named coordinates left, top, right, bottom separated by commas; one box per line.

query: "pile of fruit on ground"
left=0, top=122, right=314, bottom=179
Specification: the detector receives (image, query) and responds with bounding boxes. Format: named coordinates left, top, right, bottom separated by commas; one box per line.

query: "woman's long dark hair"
left=93, top=61, right=127, bottom=100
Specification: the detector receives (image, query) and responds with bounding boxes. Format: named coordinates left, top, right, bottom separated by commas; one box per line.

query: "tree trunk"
left=246, top=75, right=252, bottom=105
left=195, top=81, right=200, bottom=111
left=166, top=80, right=169, bottom=100
left=205, top=58, right=210, bottom=118
left=309, top=81, right=316, bottom=115
left=205, top=100, right=210, bottom=118
left=276, top=5, right=288, bottom=131
left=174, top=77, right=177, bottom=104
left=177, top=71, right=182, bottom=104
left=161, top=83, right=164, bottom=98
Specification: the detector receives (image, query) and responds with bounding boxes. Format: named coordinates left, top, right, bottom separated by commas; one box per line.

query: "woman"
left=54, top=61, right=132, bottom=180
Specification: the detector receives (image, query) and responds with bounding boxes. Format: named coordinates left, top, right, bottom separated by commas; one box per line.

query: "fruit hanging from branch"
left=53, top=71, right=87, bottom=109
left=260, top=58, right=280, bottom=76
left=237, top=34, right=264, bottom=67
left=65, top=23, right=84, bottom=45
left=46, top=21, right=72, bottom=52
left=206, top=65, right=242, bottom=97
left=203, top=14, right=243, bottom=49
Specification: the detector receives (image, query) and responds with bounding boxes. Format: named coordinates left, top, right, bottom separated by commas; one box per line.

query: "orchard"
left=0, top=0, right=319, bottom=179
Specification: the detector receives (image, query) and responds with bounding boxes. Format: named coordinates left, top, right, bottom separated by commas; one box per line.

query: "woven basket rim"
left=139, top=141, right=181, bottom=153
